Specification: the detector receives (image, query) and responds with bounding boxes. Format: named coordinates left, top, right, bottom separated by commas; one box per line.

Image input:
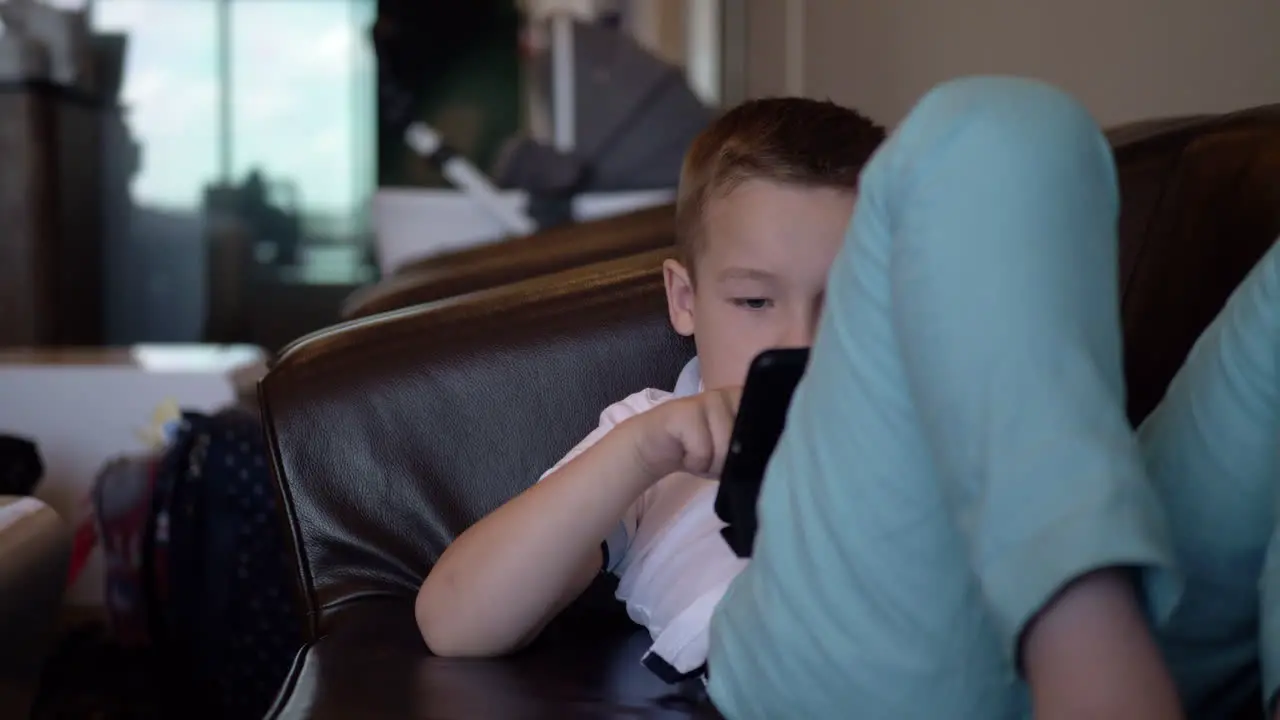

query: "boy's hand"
left=631, top=387, right=743, bottom=481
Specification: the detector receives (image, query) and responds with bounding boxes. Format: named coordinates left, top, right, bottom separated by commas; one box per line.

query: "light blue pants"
left=707, top=76, right=1280, bottom=719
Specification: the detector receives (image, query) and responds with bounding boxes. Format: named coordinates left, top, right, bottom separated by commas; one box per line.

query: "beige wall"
left=740, top=0, right=1280, bottom=127
left=631, top=0, right=723, bottom=105
left=629, top=0, right=688, bottom=66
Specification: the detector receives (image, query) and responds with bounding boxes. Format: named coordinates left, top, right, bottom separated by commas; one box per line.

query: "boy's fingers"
left=711, top=391, right=740, bottom=475
left=722, top=386, right=743, bottom=417
left=718, top=387, right=743, bottom=444
left=689, top=409, right=718, bottom=475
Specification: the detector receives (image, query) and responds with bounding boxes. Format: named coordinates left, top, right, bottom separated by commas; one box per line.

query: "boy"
left=415, top=97, right=887, bottom=678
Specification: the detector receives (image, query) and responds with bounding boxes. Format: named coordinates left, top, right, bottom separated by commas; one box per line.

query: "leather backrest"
left=342, top=203, right=675, bottom=320
left=263, top=247, right=692, bottom=634
left=1109, top=105, right=1280, bottom=421
left=264, top=107, right=1280, bottom=638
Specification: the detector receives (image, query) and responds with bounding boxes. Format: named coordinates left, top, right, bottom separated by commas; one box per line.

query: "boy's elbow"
left=415, top=578, right=473, bottom=657
left=415, top=575, right=514, bottom=658
left=417, top=619, right=474, bottom=658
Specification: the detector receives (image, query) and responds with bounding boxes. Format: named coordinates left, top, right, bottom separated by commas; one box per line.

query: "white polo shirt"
left=540, top=359, right=748, bottom=680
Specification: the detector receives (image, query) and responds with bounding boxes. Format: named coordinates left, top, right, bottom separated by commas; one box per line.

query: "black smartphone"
left=714, top=347, right=810, bottom=558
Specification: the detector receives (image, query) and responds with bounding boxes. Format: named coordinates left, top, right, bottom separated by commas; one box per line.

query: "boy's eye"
left=732, top=298, right=773, bottom=310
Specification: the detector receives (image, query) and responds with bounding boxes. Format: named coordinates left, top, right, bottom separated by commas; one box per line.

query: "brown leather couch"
left=342, top=203, right=675, bottom=320
left=260, top=106, right=1280, bottom=719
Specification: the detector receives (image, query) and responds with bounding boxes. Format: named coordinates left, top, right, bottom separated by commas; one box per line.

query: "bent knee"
left=888, top=75, right=1110, bottom=187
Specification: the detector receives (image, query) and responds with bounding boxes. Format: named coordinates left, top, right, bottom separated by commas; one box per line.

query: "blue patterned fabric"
left=154, top=409, right=300, bottom=719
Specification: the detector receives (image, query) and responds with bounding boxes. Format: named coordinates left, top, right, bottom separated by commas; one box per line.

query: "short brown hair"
left=675, top=97, right=886, bottom=268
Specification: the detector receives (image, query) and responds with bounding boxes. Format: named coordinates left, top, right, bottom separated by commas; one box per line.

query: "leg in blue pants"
left=706, top=76, right=1276, bottom=718
left=1139, top=236, right=1280, bottom=713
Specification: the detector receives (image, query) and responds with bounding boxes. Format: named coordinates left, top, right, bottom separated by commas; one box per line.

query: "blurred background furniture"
left=0, top=80, right=117, bottom=348
left=341, top=202, right=674, bottom=320
left=367, top=2, right=702, bottom=280
left=0, top=497, right=71, bottom=718
left=256, top=107, right=1280, bottom=719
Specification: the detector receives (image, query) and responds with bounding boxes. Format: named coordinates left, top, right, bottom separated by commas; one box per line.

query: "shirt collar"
left=672, top=357, right=702, bottom=398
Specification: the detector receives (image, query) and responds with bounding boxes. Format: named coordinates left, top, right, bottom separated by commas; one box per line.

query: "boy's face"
left=663, top=179, right=855, bottom=390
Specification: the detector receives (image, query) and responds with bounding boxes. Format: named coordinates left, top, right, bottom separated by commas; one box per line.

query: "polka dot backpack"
left=149, top=408, right=302, bottom=719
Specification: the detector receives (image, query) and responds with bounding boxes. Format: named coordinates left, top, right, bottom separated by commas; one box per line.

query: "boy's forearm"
left=417, top=420, right=658, bottom=657
left=1023, top=569, right=1184, bottom=720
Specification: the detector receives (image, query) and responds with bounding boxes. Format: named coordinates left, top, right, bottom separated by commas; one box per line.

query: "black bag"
left=150, top=408, right=301, bottom=719
left=34, top=409, right=300, bottom=720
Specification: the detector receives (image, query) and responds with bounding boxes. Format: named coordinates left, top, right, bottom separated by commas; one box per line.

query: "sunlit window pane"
left=229, top=0, right=376, bottom=242
left=93, top=0, right=220, bottom=212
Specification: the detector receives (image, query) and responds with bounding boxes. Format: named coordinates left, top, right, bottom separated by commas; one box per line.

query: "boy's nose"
left=779, top=316, right=818, bottom=349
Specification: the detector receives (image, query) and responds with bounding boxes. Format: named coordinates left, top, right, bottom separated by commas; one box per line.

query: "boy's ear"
left=663, top=258, right=697, bottom=337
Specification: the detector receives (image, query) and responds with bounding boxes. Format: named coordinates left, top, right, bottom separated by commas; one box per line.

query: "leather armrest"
left=0, top=497, right=69, bottom=675
left=268, top=584, right=720, bottom=720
